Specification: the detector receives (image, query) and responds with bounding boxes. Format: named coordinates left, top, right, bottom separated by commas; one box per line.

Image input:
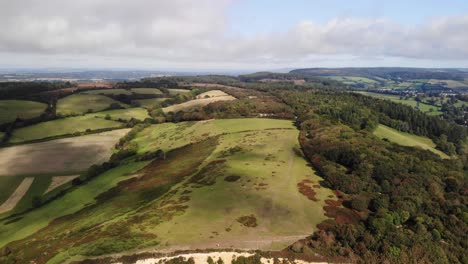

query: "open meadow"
left=9, top=115, right=123, bottom=143
left=57, top=94, right=128, bottom=115
left=374, top=124, right=449, bottom=158
left=0, top=100, right=48, bottom=124
left=91, top=107, right=150, bottom=121
left=0, top=118, right=335, bottom=263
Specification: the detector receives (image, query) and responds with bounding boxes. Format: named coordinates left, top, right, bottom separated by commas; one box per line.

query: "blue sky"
left=0, top=0, right=468, bottom=70
left=229, top=0, right=468, bottom=34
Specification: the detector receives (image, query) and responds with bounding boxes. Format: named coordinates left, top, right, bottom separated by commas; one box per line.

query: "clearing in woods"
left=0, top=119, right=335, bottom=263
left=374, top=124, right=449, bottom=158
left=163, top=90, right=236, bottom=113
left=0, top=100, right=48, bottom=124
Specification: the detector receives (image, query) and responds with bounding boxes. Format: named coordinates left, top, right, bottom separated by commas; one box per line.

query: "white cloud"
left=0, top=0, right=467, bottom=68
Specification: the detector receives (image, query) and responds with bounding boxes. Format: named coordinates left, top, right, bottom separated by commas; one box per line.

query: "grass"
left=0, top=100, right=48, bottom=124
left=168, top=88, right=191, bottom=94
left=9, top=115, right=123, bottom=143
left=57, top=94, right=127, bottom=115
left=0, top=118, right=335, bottom=263
left=91, top=107, right=150, bottom=121
left=0, top=162, right=149, bottom=248
left=357, top=91, right=442, bottom=115
left=0, top=176, right=25, bottom=204
left=130, top=88, right=162, bottom=94
left=134, top=98, right=169, bottom=108
left=81, top=89, right=132, bottom=95
left=0, top=132, right=4, bottom=141
left=374, top=124, right=449, bottom=158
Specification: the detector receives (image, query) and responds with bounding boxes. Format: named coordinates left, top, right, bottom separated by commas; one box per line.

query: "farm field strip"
left=0, top=177, right=34, bottom=214
left=8, top=115, right=124, bottom=143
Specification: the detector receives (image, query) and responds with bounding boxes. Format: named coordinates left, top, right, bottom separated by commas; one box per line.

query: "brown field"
left=0, top=129, right=130, bottom=176
left=44, top=175, right=80, bottom=194
left=163, top=92, right=236, bottom=113
left=0, top=177, right=34, bottom=214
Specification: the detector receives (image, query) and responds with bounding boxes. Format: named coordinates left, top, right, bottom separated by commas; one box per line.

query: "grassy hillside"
left=81, top=89, right=132, bottom=95
left=91, top=107, right=150, bottom=121
left=373, top=124, right=449, bottom=158
left=9, top=115, right=123, bottom=143
left=0, top=118, right=335, bottom=263
left=133, top=98, right=169, bottom=108
left=0, top=100, right=48, bottom=124
left=57, top=94, right=127, bottom=115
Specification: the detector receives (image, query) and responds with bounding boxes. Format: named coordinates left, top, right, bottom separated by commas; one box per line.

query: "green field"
left=81, top=89, right=132, bottom=95
left=0, top=118, right=335, bottom=263
left=357, top=92, right=442, bottom=115
left=374, top=124, right=449, bottom=158
left=0, top=176, right=25, bottom=205
left=57, top=94, right=127, bottom=115
left=91, top=107, right=150, bottom=121
left=0, top=100, right=48, bottom=124
left=9, top=115, right=123, bottom=143
left=133, top=98, right=169, bottom=108
left=168, top=88, right=191, bottom=94
left=130, top=88, right=162, bottom=94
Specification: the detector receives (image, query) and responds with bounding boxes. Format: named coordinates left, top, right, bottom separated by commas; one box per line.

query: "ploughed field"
left=0, top=118, right=335, bottom=264
left=0, top=129, right=129, bottom=215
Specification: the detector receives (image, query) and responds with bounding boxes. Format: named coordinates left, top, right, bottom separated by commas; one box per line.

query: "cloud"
left=0, top=0, right=467, bottom=68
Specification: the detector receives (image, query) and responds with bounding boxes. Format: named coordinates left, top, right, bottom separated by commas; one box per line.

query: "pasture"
left=130, top=88, right=162, bottom=94
left=163, top=91, right=236, bottom=113
left=374, top=124, right=449, bottom=158
left=0, top=118, right=335, bottom=263
left=9, top=115, right=123, bottom=143
left=91, top=107, right=150, bottom=121
left=168, top=88, right=191, bottom=94
left=57, top=94, right=127, bottom=115
left=80, top=89, right=132, bottom=95
left=133, top=98, right=169, bottom=108
left=0, top=100, right=48, bottom=124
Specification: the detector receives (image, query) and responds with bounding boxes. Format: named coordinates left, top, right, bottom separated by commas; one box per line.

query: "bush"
left=351, top=196, right=368, bottom=211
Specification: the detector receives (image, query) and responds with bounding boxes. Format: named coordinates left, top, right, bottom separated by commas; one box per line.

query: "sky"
left=1, top=0, right=468, bottom=71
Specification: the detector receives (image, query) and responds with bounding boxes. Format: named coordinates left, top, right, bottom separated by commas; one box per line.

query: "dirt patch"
left=237, top=215, right=258, bottom=228
left=0, top=177, right=34, bottom=214
left=224, top=175, right=241, bottom=182
left=297, top=180, right=319, bottom=202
